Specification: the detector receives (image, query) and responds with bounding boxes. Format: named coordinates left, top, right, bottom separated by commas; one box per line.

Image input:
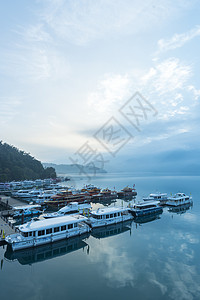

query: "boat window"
left=22, top=232, right=28, bottom=237
left=28, top=232, right=32, bottom=237
left=46, top=228, right=52, bottom=234
left=54, top=227, right=60, bottom=233
left=118, top=212, right=121, bottom=216
left=61, top=225, right=66, bottom=231
left=106, top=215, right=109, bottom=219
left=68, top=224, right=73, bottom=229
left=110, top=214, right=113, bottom=218
left=74, top=223, right=77, bottom=228
left=33, top=231, right=36, bottom=237
left=38, top=230, right=45, bottom=236
left=114, top=213, right=117, bottom=217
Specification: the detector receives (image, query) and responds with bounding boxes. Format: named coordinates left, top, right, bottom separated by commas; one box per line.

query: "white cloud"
left=157, top=25, right=200, bottom=53
left=40, top=0, right=194, bottom=45
left=142, top=58, right=192, bottom=95
left=87, top=73, right=131, bottom=115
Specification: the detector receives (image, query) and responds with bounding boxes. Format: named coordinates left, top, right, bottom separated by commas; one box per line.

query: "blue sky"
left=0, top=0, right=200, bottom=173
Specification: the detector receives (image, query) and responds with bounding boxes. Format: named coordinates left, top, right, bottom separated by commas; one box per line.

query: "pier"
left=0, top=196, right=25, bottom=244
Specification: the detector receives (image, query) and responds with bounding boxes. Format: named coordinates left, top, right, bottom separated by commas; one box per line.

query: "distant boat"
left=166, top=193, right=192, bottom=207
left=117, top=186, right=137, bottom=198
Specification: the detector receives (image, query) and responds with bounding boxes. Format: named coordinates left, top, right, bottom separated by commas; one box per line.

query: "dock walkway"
left=0, top=215, right=16, bottom=244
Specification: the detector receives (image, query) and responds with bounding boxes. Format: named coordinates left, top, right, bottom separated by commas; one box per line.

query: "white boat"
left=43, top=202, right=91, bottom=219
left=129, top=201, right=163, bottom=217
left=143, top=193, right=168, bottom=205
left=12, top=190, right=32, bottom=199
left=12, top=205, right=42, bottom=218
left=5, top=215, right=90, bottom=251
left=166, top=193, right=192, bottom=207
left=34, top=190, right=57, bottom=204
left=85, top=207, right=133, bottom=228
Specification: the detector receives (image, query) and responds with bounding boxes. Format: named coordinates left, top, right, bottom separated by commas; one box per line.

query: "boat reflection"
left=134, top=211, right=162, bottom=225
left=168, top=202, right=193, bottom=214
left=91, top=220, right=132, bottom=239
left=4, top=233, right=90, bottom=265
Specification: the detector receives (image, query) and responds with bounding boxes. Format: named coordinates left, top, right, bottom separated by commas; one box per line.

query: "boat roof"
left=19, top=214, right=87, bottom=232
left=91, top=207, right=128, bottom=216
left=134, top=201, right=158, bottom=207
left=13, top=205, right=41, bottom=210
left=149, top=193, right=167, bottom=197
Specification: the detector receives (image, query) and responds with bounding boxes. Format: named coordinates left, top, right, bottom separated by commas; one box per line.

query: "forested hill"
left=0, top=141, right=56, bottom=182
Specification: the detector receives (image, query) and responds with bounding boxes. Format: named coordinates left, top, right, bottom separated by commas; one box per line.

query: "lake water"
left=0, top=174, right=200, bottom=300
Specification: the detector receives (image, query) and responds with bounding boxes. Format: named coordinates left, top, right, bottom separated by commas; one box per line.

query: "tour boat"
left=129, top=201, right=163, bottom=218
left=12, top=190, right=33, bottom=199
left=143, top=193, right=168, bottom=205
left=117, top=186, right=137, bottom=198
left=44, top=192, right=91, bottom=207
left=85, top=207, right=133, bottom=228
left=5, top=235, right=89, bottom=265
left=34, top=190, right=58, bottom=204
left=43, top=202, right=91, bottom=219
left=166, top=193, right=192, bottom=207
left=5, top=214, right=91, bottom=251
left=12, top=205, right=43, bottom=219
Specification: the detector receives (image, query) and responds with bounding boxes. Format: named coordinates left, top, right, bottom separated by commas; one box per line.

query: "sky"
left=0, top=0, right=200, bottom=174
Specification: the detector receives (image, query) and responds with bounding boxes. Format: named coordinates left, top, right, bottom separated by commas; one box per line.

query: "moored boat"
left=12, top=205, right=43, bottom=219
left=85, top=206, right=133, bottom=228
left=43, top=202, right=91, bottom=219
left=129, top=201, right=163, bottom=218
left=166, top=193, right=192, bottom=207
left=5, top=215, right=91, bottom=251
left=143, top=193, right=168, bottom=205
left=117, top=185, right=137, bottom=198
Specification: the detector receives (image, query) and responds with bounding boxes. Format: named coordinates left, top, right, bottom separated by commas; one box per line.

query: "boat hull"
left=86, top=214, right=133, bottom=228
left=130, top=206, right=163, bottom=218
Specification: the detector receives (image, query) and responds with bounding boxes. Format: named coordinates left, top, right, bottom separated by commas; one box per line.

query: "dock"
left=0, top=196, right=25, bottom=244
left=0, top=215, right=16, bottom=245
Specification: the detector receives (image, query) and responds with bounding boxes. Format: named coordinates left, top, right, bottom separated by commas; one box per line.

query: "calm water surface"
left=0, top=175, right=200, bottom=300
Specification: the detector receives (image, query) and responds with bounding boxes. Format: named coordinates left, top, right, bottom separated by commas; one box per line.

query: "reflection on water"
left=168, top=202, right=193, bottom=215
left=91, top=220, right=132, bottom=239
left=0, top=176, right=200, bottom=300
left=4, top=234, right=90, bottom=265
left=134, top=211, right=162, bottom=224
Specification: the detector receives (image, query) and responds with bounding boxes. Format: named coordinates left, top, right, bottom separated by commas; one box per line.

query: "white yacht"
left=12, top=190, right=32, bottom=199
left=12, top=205, right=42, bottom=218
left=166, top=193, right=192, bottom=207
left=143, top=193, right=168, bottom=205
left=43, top=202, right=91, bottom=219
left=34, top=190, right=57, bottom=204
left=5, top=215, right=90, bottom=251
left=129, top=201, right=163, bottom=218
left=85, top=207, right=133, bottom=228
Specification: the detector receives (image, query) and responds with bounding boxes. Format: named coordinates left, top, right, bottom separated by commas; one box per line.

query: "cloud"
left=87, top=73, right=131, bottom=116
left=40, top=0, right=194, bottom=45
left=157, top=25, right=200, bottom=54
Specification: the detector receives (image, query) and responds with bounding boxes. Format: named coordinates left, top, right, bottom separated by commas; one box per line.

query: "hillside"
left=0, top=141, right=56, bottom=182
